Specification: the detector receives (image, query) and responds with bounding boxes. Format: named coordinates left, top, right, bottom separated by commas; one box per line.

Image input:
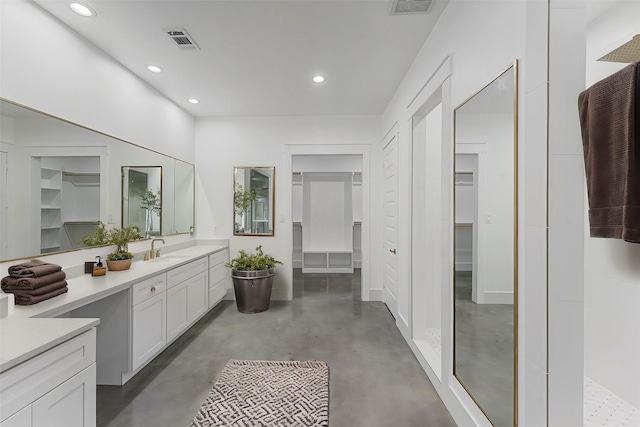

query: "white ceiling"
left=33, top=0, right=447, bottom=118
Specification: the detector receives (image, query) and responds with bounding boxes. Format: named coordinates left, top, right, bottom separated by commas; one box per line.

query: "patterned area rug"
left=191, top=360, right=329, bottom=427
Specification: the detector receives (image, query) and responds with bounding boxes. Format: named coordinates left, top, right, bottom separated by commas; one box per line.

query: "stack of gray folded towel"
left=1, top=259, right=68, bottom=305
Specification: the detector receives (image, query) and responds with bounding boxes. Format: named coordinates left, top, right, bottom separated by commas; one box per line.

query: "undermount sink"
left=146, top=253, right=191, bottom=262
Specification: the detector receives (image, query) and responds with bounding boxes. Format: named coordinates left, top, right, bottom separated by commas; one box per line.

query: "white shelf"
left=40, top=167, right=62, bottom=253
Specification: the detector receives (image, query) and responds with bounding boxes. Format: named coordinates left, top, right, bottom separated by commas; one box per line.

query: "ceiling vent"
left=598, top=34, right=640, bottom=63
left=164, top=28, right=200, bottom=51
left=390, top=0, right=434, bottom=15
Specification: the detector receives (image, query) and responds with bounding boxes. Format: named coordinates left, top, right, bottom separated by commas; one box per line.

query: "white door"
left=383, top=133, right=399, bottom=318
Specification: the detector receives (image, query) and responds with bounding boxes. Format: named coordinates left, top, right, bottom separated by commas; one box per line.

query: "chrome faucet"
left=150, top=238, right=165, bottom=259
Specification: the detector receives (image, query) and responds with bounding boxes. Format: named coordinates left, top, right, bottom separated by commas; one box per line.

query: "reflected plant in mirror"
left=453, top=61, right=518, bottom=427
left=233, top=167, right=275, bottom=236
left=122, top=166, right=162, bottom=238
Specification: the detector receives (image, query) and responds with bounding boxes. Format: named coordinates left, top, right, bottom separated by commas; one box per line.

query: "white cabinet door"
left=167, top=271, right=208, bottom=343
left=187, top=272, right=208, bottom=324
left=132, top=292, right=166, bottom=372
left=32, top=364, right=96, bottom=427
left=166, top=281, right=188, bottom=343
left=0, top=405, right=31, bottom=427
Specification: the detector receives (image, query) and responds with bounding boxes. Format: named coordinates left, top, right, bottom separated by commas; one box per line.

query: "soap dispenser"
left=92, top=256, right=107, bottom=277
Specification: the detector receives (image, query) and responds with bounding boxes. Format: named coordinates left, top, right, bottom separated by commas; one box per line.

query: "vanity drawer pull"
left=150, top=286, right=156, bottom=293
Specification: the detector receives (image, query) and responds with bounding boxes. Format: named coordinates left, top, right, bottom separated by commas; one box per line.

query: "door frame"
left=283, top=144, right=371, bottom=300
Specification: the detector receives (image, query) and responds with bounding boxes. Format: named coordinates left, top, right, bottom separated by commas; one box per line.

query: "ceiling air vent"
left=390, top=0, right=434, bottom=15
left=164, top=28, right=200, bottom=51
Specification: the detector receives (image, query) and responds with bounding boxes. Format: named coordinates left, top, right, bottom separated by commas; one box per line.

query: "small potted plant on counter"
left=80, top=222, right=143, bottom=271
left=225, top=245, right=282, bottom=313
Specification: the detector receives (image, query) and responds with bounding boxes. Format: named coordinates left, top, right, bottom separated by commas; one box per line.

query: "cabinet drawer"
left=132, top=274, right=166, bottom=306
left=167, top=257, right=207, bottom=288
left=208, top=249, right=228, bottom=269
left=0, top=329, right=96, bottom=423
left=209, top=264, right=227, bottom=286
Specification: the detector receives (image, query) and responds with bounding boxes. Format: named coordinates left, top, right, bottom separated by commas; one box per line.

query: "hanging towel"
left=13, top=286, right=68, bottom=306
left=7, top=259, right=62, bottom=278
left=1, top=270, right=67, bottom=291
left=578, top=61, right=640, bottom=242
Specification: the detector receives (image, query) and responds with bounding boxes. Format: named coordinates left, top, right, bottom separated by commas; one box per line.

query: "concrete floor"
left=97, top=269, right=456, bottom=426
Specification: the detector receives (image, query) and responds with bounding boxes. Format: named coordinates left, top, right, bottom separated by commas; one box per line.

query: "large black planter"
left=231, top=268, right=275, bottom=313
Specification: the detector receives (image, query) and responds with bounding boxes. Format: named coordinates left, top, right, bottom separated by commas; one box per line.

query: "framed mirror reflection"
left=453, top=60, right=518, bottom=427
left=0, top=97, right=195, bottom=262
left=122, top=166, right=162, bottom=237
left=233, top=167, right=275, bottom=236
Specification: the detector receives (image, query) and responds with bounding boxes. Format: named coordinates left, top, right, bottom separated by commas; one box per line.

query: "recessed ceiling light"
left=147, top=65, right=163, bottom=73
left=69, top=2, right=95, bottom=17
left=187, top=98, right=199, bottom=104
left=313, top=75, right=325, bottom=83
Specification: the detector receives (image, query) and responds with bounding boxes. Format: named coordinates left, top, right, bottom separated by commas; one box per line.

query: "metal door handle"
left=389, top=249, right=396, bottom=254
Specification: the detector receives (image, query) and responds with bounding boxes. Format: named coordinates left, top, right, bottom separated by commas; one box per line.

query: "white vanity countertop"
left=3, top=244, right=228, bottom=319
left=0, top=317, right=100, bottom=373
left=0, top=243, right=228, bottom=373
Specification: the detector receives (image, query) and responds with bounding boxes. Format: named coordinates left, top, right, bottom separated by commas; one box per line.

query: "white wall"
left=583, top=0, right=640, bottom=409
left=0, top=0, right=196, bottom=267
left=194, top=115, right=378, bottom=299
left=379, top=1, right=530, bottom=426
left=0, top=0, right=194, bottom=162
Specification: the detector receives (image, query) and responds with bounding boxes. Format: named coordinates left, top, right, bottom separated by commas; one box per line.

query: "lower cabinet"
left=167, top=271, right=207, bottom=343
left=0, top=406, right=31, bottom=427
left=208, top=249, right=229, bottom=308
left=0, top=329, right=96, bottom=427
left=32, top=364, right=96, bottom=427
left=129, top=274, right=167, bottom=376
left=131, top=293, right=166, bottom=372
left=1, top=365, right=96, bottom=427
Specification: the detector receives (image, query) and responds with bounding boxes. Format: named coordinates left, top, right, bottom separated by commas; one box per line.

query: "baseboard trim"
left=368, top=288, right=383, bottom=301
left=481, top=290, right=513, bottom=305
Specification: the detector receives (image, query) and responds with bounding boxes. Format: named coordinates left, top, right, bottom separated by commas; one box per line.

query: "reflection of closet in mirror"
left=453, top=61, right=517, bottom=427
left=122, top=166, right=162, bottom=237
left=0, top=98, right=195, bottom=262
left=34, top=156, right=101, bottom=254
left=291, top=155, right=362, bottom=273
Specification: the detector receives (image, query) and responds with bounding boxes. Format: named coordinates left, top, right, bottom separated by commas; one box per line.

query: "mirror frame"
left=233, top=166, right=275, bottom=237
left=452, top=60, right=519, bottom=426
left=0, top=97, right=195, bottom=262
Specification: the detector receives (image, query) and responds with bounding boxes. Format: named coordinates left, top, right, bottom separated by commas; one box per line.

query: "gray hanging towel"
left=578, top=62, right=640, bottom=242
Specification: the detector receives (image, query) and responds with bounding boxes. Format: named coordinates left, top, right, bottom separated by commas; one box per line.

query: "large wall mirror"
left=233, top=166, right=275, bottom=236
left=453, top=61, right=518, bottom=427
left=0, top=98, right=195, bottom=262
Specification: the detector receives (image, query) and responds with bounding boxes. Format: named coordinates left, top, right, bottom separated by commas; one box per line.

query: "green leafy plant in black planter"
left=225, top=246, right=282, bottom=313
left=80, top=222, right=143, bottom=270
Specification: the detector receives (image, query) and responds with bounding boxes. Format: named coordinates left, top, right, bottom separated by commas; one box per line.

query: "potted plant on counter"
left=225, top=245, right=282, bottom=313
left=80, top=222, right=143, bottom=271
